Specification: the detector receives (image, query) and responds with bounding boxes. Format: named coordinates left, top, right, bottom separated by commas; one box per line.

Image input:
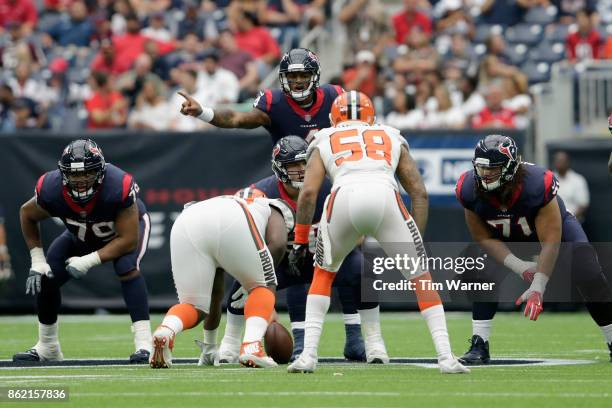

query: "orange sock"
left=244, top=287, right=275, bottom=321
left=309, top=266, right=336, bottom=297
left=165, top=303, right=200, bottom=331
left=411, top=272, right=442, bottom=311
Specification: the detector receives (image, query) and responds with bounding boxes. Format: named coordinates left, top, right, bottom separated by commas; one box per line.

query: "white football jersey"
left=308, top=122, right=408, bottom=189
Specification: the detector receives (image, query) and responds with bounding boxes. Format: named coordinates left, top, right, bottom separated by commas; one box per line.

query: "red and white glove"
left=504, top=253, right=537, bottom=283
left=515, top=272, right=548, bottom=321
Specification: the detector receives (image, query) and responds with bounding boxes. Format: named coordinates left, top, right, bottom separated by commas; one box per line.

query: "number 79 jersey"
left=34, top=163, right=147, bottom=248
left=308, top=123, right=408, bottom=189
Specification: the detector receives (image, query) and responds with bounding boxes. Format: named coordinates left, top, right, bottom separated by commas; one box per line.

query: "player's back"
left=310, top=122, right=407, bottom=190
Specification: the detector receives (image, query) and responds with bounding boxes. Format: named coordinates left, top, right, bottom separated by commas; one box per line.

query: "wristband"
left=294, top=223, right=311, bottom=245
left=530, top=272, right=549, bottom=294
left=30, top=247, right=46, bottom=265
left=197, top=106, right=215, bottom=123
left=84, top=251, right=102, bottom=268
left=503, top=253, right=528, bottom=276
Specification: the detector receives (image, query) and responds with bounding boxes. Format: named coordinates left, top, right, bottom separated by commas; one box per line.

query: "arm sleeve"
left=542, top=170, right=559, bottom=207
left=120, top=174, right=136, bottom=209
left=253, top=89, right=271, bottom=113
left=34, top=174, right=49, bottom=211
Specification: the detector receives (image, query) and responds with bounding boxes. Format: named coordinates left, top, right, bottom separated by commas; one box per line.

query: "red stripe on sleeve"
left=543, top=170, right=553, bottom=204
left=455, top=172, right=467, bottom=206
left=265, top=89, right=272, bottom=112
left=35, top=174, right=46, bottom=195
left=332, top=85, right=344, bottom=96
left=122, top=174, right=133, bottom=202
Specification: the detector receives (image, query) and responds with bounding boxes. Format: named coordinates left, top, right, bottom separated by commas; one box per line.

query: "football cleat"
left=13, top=343, right=63, bottom=362
left=218, top=339, right=240, bottom=364
left=289, top=328, right=304, bottom=362
left=239, top=341, right=277, bottom=368
left=195, top=340, right=220, bottom=366
left=608, top=343, right=612, bottom=363
left=438, top=354, right=471, bottom=374
left=129, top=349, right=150, bottom=364
left=459, top=335, right=490, bottom=365
left=287, top=353, right=317, bottom=373
left=343, top=324, right=366, bottom=362
left=150, top=327, right=175, bottom=369
left=365, top=341, right=389, bottom=364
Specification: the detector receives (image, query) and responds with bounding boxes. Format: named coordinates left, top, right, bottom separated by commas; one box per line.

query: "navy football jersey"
left=35, top=163, right=147, bottom=248
left=456, top=163, right=569, bottom=242
left=253, top=83, right=344, bottom=144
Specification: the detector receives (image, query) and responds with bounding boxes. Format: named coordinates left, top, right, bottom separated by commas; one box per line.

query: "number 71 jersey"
left=455, top=163, right=568, bottom=242
left=308, top=123, right=408, bottom=189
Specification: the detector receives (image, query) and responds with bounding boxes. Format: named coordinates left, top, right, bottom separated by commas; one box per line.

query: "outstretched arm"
left=177, top=91, right=271, bottom=129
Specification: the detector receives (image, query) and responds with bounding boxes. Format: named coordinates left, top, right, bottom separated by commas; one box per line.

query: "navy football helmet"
left=473, top=135, right=520, bottom=191
left=279, top=48, right=321, bottom=102
left=58, top=139, right=106, bottom=203
left=272, top=135, right=308, bottom=189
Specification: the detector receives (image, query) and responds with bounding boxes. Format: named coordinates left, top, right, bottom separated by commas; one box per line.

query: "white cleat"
left=195, top=340, right=220, bottom=366
left=150, top=327, right=175, bottom=369
left=366, top=340, right=389, bottom=364
left=13, top=342, right=64, bottom=362
left=218, top=339, right=240, bottom=364
left=239, top=341, right=277, bottom=368
left=438, top=355, right=470, bottom=374
left=287, top=354, right=317, bottom=373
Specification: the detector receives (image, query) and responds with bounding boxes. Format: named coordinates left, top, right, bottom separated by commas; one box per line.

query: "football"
left=264, top=321, right=293, bottom=364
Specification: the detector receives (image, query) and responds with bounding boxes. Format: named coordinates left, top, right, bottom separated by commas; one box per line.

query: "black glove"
left=287, top=243, right=309, bottom=277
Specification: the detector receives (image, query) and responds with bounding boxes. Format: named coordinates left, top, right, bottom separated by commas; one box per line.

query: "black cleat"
left=129, top=349, right=150, bottom=364
left=608, top=343, right=612, bottom=363
left=459, top=335, right=490, bottom=365
left=13, top=348, right=41, bottom=362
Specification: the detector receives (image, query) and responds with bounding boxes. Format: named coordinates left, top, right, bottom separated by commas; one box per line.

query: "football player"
left=13, top=139, right=152, bottom=363
left=287, top=91, right=469, bottom=374
left=177, top=47, right=343, bottom=144
left=179, top=47, right=368, bottom=356
left=150, top=194, right=292, bottom=368
left=455, top=135, right=612, bottom=364
left=214, top=135, right=387, bottom=364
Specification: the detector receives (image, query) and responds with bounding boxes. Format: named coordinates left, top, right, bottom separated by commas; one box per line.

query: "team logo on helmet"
left=498, top=144, right=514, bottom=160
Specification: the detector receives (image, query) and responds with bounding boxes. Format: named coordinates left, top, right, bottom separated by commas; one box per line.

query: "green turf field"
left=0, top=312, right=610, bottom=408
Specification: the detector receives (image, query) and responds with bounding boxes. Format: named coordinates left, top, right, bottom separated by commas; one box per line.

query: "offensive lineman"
left=150, top=194, right=292, bottom=368
left=455, top=135, right=612, bottom=364
left=14, top=139, right=152, bottom=363
left=287, top=91, right=469, bottom=374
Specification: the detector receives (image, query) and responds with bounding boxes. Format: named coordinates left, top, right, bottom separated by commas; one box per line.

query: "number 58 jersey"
left=308, top=123, right=408, bottom=189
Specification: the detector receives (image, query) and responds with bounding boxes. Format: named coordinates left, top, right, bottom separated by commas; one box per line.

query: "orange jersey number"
left=330, top=129, right=392, bottom=166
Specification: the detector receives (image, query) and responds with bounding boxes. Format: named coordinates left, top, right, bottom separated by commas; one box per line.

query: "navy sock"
left=120, top=274, right=150, bottom=322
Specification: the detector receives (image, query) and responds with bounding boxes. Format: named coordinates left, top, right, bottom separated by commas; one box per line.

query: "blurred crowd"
left=0, top=0, right=611, bottom=132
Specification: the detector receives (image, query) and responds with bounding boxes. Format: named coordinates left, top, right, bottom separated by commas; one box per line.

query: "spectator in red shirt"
left=112, top=13, right=175, bottom=71
left=85, top=71, right=127, bottom=129
left=566, top=9, right=603, bottom=61
left=230, top=10, right=280, bottom=78
left=391, top=0, right=432, bottom=44
left=90, top=39, right=132, bottom=76
left=0, top=0, right=38, bottom=35
left=471, top=81, right=516, bottom=129
left=341, top=50, right=379, bottom=98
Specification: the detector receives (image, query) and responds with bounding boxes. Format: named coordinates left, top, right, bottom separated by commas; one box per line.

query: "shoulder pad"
left=268, top=198, right=295, bottom=234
